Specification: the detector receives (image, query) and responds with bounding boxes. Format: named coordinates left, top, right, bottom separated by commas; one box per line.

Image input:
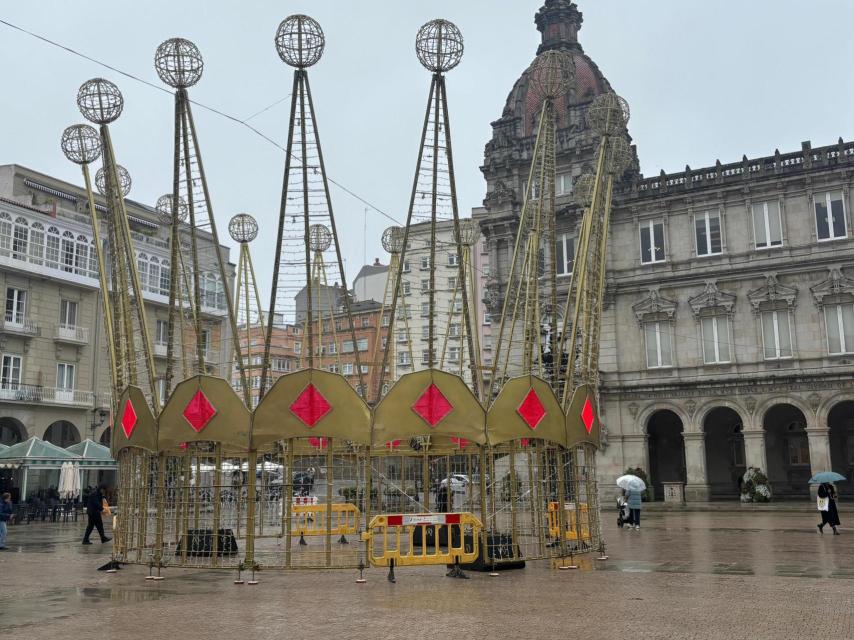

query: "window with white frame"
left=483, top=313, right=492, bottom=326
left=56, top=362, right=75, bottom=391
left=640, top=220, right=666, bottom=264
left=449, top=323, right=461, bottom=337
left=700, top=314, right=731, bottom=364
left=402, top=281, right=411, bottom=295
left=157, top=378, right=168, bottom=406
left=420, top=256, right=430, bottom=270
left=398, top=351, right=411, bottom=366
left=447, top=276, right=457, bottom=290
left=421, top=325, right=429, bottom=340
left=74, top=235, right=89, bottom=275
left=294, top=341, right=302, bottom=355
left=695, top=210, right=722, bottom=256
left=361, top=316, right=370, bottom=328
left=421, top=349, right=434, bottom=365
left=448, top=346, right=461, bottom=362
left=824, top=303, right=854, bottom=355
left=357, top=338, right=368, bottom=351
left=402, top=261, right=411, bottom=273
left=814, top=191, right=847, bottom=241
left=421, top=279, right=430, bottom=292
left=160, top=260, right=171, bottom=295
left=382, top=314, right=390, bottom=327
left=341, top=340, right=354, bottom=353
left=201, top=329, right=211, bottom=358
left=60, top=231, right=75, bottom=272
left=46, top=227, right=60, bottom=269
left=328, top=363, right=340, bottom=374
left=0, top=213, right=11, bottom=256
left=5, top=288, right=26, bottom=325
left=752, top=201, right=783, bottom=249
left=12, top=217, right=28, bottom=260
left=1, top=354, right=22, bottom=388
left=360, top=365, right=369, bottom=374
left=761, top=309, right=793, bottom=359
left=29, top=222, right=45, bottom=265
left=448, top=253, right=459, bottom=267
left=342, top=363, right=354, bottom=375
left=421, top=302, right=430, bottom=317
left=148, top=256, right=161, bottom=293
left=644, top=320, right=673, bottom=368
left=555, top=233, right=575, bottom=276
left=556, top=172, right=572, bottom=196
left=60, top=299, right=78, bottom=329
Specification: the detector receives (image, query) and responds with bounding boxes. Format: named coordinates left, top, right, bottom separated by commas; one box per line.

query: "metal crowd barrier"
left=292, top=502, right=360, bottom=545
left=363, top=512, right=482, bottom=581
left=547, top=501, right=590, bottom=544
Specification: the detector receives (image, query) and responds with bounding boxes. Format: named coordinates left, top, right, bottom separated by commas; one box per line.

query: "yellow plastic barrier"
left=362, top=512, right=482, bottom=570
left=547, top=502, right=590, bottom=542
left=291, top=503, right=360, bottom=539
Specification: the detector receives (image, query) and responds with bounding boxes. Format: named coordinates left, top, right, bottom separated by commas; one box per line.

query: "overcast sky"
left=2, top=1, right=853, bottom=296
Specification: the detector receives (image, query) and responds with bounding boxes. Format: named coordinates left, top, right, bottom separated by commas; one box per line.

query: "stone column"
left=806, top=428, right=831, bottom=475
left=683, top=432, right=709, bottom=502
left=742, top=429, right=767, bottom=473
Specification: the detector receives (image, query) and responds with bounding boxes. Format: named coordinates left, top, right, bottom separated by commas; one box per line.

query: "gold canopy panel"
left=565, top=384, right=601, bottom=449
left=373, top=369, right=486, bottom=446
left=111, top=385, right=158, bottom=455
left=486, top=375, right=567, bottom=447
left=252, top=368, right=372, bottom=448
left=157, top=375, right=251, bottom=452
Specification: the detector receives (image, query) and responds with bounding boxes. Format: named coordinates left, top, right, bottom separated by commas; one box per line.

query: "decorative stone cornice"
left=483, top=180, right=518, bottom=210
left=747, top=273, right=797, bottom=312
left=632, top=288, right=677, bottom=325
left=810, top=267, right=854, bottom=308
left=688, top=281, right=736, bottom=317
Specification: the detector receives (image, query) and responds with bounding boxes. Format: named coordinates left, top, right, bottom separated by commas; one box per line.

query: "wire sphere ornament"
left=415, top=19, right=464, bottom=73
left=77, top=78, right=124, bottom=125
left=586, top=92, right=630, bottom=136
left=308, top=223, right=332, bottom=252
left=154, top=38, right=204, bottom=88
left=456, top=219, right=479, bottom=247
left=229, top=213, right=259, bottom=243
left=381, top=226, right=405, bottom=254
left=573, top=174, right=596, bottom=207
left=529, top=50, right=575, bottom=102
left=607, top=136, right=634, bottom=175
left=95, top=165, right=132, bottom=197
left=155, top=194, right=189, bottom=224
left=275, top=15, right=325, bottom=68
left=60, top=124, right=102, bottom=165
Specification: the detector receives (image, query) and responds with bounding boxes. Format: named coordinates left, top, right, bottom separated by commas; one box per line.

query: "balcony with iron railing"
left=0, top=382, right=94, bottom=407
left=54, top=323, right=89, bottom=345
left=0, top=312, right=40, bottom=337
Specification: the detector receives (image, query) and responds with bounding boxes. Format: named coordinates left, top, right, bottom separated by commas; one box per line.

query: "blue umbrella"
left=809, top=471, right=847, bottom=484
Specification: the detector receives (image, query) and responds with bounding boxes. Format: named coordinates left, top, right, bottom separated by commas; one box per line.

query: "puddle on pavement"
left=0, top=587, right=170, bottom=629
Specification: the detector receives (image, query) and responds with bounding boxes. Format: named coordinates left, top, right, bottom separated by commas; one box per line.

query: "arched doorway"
left=763, top=404, right=810, bottom=498
left=703, top=407, right=745, bottom=500
left=647, top=409, right=686, bottom=500
left=828, top=401, right=854, bottom=493
left=0, top=417, right=25, bottom=445
left=43, top=420, right=81, bottom=448
left=99, top=427, right=111, bottom=447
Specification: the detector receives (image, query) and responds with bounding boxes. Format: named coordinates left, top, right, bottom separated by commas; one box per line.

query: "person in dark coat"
left=436, top=484, right=449, bottom=513
left=817, top=483, right=841, bottom=535
left=0, top=492, right=14, bottom=550
left=82, top=485, right=111, bottom=545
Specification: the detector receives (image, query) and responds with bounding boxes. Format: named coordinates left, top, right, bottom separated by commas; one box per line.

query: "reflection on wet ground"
left=0, top=509, right=851, bottom=638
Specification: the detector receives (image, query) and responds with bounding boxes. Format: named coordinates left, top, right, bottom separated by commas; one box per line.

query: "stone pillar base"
left=684, top=483, right=710, bottom=502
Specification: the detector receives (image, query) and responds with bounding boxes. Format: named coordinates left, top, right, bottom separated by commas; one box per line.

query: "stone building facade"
left=0, top=164, right=234, bottom=451
left=478, top=1, right=854, bottom=500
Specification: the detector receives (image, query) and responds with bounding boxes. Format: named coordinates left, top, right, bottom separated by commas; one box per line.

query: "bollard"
left=445, top=560, right=469, bottom=580
left=387, top=558, right=396, bottom=583
left=356, top=561, right=367, bottom=584
left=248, top=563, right=260, bottom=585
left=234, top=562, right=245, bottom=585
left=596, top=540, right=608, bottom=561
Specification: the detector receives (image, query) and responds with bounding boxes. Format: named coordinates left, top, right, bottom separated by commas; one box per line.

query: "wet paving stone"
left=0, top=509, right=852, bottom=639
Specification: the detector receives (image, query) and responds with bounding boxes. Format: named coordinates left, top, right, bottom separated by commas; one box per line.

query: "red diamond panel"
left=121, top=399, right=137, bottom=439
left=290, top=383, right=332, bottom=428
left=183, top=390, right=217, bottom=433
left=581, top=397, right=595, bottom=434
left=517, top=388, right=546, bottom=430
left=411, top=383, right=453, bottom=427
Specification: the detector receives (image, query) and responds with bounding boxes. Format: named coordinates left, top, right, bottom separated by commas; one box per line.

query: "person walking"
left=625, top=487, right=642, bottom=530
left=82, top=485, right=111, bottom=545
left=817, top=482, right=841, bottom=535
left=0, top=492, right=14, bottom=550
